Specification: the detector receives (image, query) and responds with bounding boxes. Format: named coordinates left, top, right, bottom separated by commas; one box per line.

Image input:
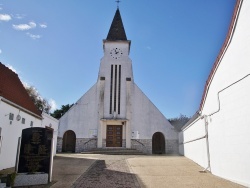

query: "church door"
left=62, top=130, right=76, bottom=153
left=106, top=125, right=122, bottom=147
left=152, top=132, right=166, bottom=154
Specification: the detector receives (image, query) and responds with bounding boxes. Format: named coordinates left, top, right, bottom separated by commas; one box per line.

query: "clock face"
left=110, top=48, right=123, bottom=59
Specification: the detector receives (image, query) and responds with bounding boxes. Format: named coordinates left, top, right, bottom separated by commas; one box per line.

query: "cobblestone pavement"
left=72, top=155, right=140, bottom=188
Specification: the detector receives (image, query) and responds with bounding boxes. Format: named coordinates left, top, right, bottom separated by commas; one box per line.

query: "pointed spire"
left=106, top=8, right=127, bottom=41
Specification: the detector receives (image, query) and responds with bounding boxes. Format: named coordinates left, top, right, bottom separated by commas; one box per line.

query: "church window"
left=114, top=65, right=118, bottom=112
left=118, top=65, right=121, bottom=114
left=110, top=64, right=121, bottom=115
left=110, top=65, right=114, bottom=114
left=22, top=118, right=25, bottom=124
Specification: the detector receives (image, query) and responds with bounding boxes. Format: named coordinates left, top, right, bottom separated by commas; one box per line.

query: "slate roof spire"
left=106, top=8, right=127, bottom=41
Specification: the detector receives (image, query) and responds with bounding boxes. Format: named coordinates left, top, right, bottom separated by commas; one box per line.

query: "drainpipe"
left=209, top=74, right=250, bottom=117
left=203, top=115, right=211, bottom=172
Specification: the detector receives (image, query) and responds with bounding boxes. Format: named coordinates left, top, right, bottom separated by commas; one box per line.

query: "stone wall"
left=57, top=137, right=97, bottom=153
left=122, top=139, right=126, bottom=148
left=131, top=139, right=179, bottom=154
left=75, top=138, right=97, bottom=152
left=131, top=139, right=152, bottom=154
left=57, top=137, right=62, bottom=153
left=166, top=139, right=179, bottom=154
left=102, top=139, right=106, bottom=148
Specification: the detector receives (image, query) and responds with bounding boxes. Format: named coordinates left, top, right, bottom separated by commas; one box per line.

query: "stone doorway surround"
left=99, top=119, right=130, bottom=148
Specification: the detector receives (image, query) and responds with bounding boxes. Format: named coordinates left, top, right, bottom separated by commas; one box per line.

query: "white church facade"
left=179, top=0, right=250, bottom=187
left=57, top=9, right=178, bottom=154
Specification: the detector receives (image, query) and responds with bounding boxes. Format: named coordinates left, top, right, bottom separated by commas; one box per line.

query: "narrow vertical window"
left=110, top=65, right=113, bottom=114
left=118, top=65, right=121, bottom=114
left=114, top=65, right=117, bottom=112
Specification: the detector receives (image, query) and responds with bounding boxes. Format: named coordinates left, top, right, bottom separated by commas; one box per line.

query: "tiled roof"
left=199, top=0, right=242, bottom=111
left=0, top=62, right=42, bottom=118
left=106, top=8, right=127, bottom=41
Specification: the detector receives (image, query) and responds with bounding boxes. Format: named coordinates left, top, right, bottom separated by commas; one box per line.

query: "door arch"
left=152, top=132, right=165, bottom=154
left=62, top=130, right=76, bottom=153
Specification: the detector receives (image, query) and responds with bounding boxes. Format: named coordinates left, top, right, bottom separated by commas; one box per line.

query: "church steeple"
left=106, top=8, right=127, bottom=41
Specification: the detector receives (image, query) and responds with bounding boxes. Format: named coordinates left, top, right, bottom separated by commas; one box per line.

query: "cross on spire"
left=116, top=0, right=121, bottom=8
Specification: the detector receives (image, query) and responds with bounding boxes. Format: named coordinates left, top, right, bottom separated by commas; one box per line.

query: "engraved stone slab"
left=17, top=127, right=53, bottom=174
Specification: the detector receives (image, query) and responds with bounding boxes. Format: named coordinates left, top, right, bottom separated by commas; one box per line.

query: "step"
left=81, top=148, right=145, bottom=155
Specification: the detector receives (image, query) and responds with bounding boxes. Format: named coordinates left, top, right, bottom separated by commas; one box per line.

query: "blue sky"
left=0, top=0, right=236, bottom=118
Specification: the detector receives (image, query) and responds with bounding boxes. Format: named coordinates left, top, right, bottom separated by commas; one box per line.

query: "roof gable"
left=0, top=62, right=42, bottom=118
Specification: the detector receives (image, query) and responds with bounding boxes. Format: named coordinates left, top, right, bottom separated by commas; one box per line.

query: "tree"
left=168, top=114, right=190, bottom=131
left=50, top=104, right=73, bottom=119
left=25, top=86, right=51, bottom=113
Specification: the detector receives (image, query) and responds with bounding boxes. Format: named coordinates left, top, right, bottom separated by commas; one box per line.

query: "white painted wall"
left=58, top=84, right=99, bottom=138
left=180, top=1, right=250, bottom=186
left=0, top=98, right=59, bottom=170
left=41, top=112, right=59, bottom=156
left=179, top=117, right=208, bottom=168
left=0, top=98, right=42, bottom=170
left=131, top=84, right=177, bottom=140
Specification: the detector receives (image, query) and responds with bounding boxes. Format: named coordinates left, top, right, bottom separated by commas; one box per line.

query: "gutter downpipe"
left=203, top=115, right=211, bottom=172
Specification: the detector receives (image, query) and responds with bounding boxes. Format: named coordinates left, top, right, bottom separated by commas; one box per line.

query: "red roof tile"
left=0, top=62, right=42, bottom=118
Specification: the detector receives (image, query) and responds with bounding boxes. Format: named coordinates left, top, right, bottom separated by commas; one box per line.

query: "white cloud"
left=39, top=23, right=47, bottom=28
left=13, top=21, right=36, bottom=31
left=0, top=49, right=2, bottom=54
left=14, top=14, right=26, bottom=19
left=6, top=64, right=18, bottom=74
left=146, top=46, right=152, bottom=50
left=0, top=14, right=12, bottom=21
left=26, top=32, right=41, bottom=40
left=49, top=99, right=57, bottom=112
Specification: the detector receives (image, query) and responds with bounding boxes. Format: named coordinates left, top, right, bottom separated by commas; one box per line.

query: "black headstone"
left=17, top=127, right=53, bottom=173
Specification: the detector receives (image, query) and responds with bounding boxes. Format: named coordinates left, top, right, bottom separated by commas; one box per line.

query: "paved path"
left=33, top=154, right=245, bottom=188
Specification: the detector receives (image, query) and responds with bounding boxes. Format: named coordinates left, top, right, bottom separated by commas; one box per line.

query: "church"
left=57, top=8, right=178, bottom=154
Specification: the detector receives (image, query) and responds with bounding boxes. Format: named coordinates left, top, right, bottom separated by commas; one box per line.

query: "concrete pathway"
left=127, top=156, right=244, bottom=188
left=50, top=154, right=244, bottom=188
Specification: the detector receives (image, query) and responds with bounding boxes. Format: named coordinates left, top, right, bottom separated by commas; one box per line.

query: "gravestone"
left=14, top=127, right=53, bottom=187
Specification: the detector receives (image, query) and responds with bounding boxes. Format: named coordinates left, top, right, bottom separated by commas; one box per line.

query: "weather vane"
left=116, top=0, right=121, bottom=8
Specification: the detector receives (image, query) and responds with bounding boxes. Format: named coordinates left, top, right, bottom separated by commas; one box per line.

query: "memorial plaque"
left=17, top=127, right=53, bottom=173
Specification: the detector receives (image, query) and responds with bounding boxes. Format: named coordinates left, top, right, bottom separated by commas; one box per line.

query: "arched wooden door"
left=152, top=132, right=166, bottom=154
left=62, top=130, right=76, bottom=153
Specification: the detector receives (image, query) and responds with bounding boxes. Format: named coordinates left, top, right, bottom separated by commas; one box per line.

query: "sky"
left=0, top=0, right=237, bottom=118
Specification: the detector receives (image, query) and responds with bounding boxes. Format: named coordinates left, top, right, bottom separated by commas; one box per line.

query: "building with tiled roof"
left=0, top=62, right=58, bottom=170
left=179, top=0, right=250, bottom=187
left=0, top=62, right=42, bottom=118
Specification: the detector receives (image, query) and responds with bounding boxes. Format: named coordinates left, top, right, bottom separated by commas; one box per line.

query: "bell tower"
left=98, top=8, right=132, bottom=119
